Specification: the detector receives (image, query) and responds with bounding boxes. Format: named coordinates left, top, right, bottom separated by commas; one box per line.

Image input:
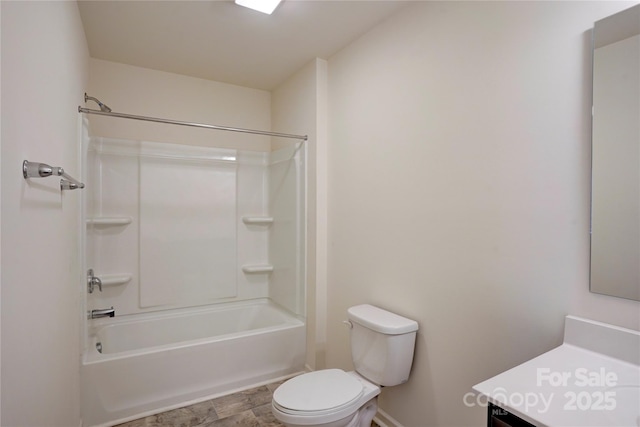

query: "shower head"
left=84, top=93, right=112, bottom=113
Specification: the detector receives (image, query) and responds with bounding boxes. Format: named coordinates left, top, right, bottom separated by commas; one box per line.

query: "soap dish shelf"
left=86, top=217, right=132, bottom=226
left=241, top=265, right=274, bottom=274
left=242, top=216, right=274, bottom=226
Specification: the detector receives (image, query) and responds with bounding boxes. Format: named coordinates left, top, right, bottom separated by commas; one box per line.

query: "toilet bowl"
left=271, top=304, right=419, bottom=427
left=272, top=369, right=380, bottom=427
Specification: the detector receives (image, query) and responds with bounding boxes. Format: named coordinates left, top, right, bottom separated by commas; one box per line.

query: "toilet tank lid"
left=347, top=304, right=418, bottom=335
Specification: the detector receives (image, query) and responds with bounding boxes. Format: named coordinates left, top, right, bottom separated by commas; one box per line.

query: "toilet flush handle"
left=342, top=320, right=353, bottom=329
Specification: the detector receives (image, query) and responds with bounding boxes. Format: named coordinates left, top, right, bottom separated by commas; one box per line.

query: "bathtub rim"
left=83, top=298, right=304, bottom=364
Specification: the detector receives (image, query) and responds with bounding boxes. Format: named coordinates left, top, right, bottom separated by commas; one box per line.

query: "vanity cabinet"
left=488, top=403, right=536, bottom=427
left=475, top=316, right=639, bottom=427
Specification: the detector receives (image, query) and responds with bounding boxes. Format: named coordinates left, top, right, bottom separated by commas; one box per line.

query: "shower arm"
left=84, top=93, right=112, bottom=113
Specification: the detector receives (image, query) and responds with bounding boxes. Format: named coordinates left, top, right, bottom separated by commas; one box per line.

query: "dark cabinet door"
left=488, top=403, right=537, bottom=427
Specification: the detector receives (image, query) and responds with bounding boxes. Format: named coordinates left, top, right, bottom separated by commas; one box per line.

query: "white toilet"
left=271, top=304, right=418, bottom=427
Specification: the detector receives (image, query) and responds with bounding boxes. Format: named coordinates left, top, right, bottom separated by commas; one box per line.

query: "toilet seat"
left=274, top=369, right=363, bottom=412
left=272, top=369, right=380, bottom=426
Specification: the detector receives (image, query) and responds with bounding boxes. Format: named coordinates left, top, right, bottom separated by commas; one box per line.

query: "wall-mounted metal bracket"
left=23, top=160, right=85, bottom=190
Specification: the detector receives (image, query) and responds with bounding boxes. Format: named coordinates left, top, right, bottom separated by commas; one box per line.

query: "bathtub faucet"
left=89, top=307, right=115, bottom=319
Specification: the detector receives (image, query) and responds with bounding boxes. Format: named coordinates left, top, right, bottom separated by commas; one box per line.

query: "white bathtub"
left=81, top=299, right=305, bottom=427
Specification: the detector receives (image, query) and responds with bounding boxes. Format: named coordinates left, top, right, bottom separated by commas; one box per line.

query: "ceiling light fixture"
left=235, top=0, right=282, bottom=15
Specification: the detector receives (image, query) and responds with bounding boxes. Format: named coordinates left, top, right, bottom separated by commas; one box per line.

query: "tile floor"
left=115, top=379, right=380, bottom=427
left=115, top=380, right=286, bottom=427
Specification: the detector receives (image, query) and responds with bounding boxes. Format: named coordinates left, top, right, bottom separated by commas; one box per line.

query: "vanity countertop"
left=473, top=316, right=640, bottom=427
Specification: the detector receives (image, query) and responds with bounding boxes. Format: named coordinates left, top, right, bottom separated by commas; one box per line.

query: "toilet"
left=272, top=304, right=418, bottom=427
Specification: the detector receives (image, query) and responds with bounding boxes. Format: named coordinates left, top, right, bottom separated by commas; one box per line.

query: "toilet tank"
left=347, top=304, right=418, bottom=386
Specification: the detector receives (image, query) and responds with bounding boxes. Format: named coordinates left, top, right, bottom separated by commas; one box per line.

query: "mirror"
left=590, top=4, right=640, bottom=301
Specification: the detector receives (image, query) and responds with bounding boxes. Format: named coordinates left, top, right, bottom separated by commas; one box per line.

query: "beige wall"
left=325, top=2, right=640, bottom=426
left=88, top=59, right=271, bottom=151
left=3, top=2, right=640, bottom=426
left=272, top=58, right=328, bottom=370
left=1, top=1, right=89, bottom=425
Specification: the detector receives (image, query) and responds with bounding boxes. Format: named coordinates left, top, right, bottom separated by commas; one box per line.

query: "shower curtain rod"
left=78, top=107, right=308, bottom=141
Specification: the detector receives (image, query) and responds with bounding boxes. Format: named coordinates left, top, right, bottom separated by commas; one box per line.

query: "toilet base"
left=346, top=397, right=378, bottom=427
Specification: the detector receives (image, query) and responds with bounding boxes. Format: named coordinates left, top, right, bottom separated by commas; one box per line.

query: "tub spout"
left=89, top=307, right=115, bottom=319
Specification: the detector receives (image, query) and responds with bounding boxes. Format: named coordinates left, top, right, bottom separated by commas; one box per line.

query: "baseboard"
left=374, top=408, right=404, bottom=427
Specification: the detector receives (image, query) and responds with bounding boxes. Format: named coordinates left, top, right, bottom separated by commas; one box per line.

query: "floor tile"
left=114, top=379, right=378, bottom=427
left=211, top=385, right=273, bottom=419
left=115, top=400, right=218, bottom=427
left=251, top=403, right=281, bottom=427
left=201, top=409, right=261, bottom=427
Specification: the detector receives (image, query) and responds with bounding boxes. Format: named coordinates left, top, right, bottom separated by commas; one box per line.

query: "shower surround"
left=80, top=130, right=306, bottom=426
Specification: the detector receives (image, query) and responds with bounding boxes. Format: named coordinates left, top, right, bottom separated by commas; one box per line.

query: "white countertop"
left=473, top=316, right=640, bottom=427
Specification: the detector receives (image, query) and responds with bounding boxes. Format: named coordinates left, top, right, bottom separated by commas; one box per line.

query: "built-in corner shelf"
left=86, top=216, right=132, bottom=226
left=241, top=265, right=274, bottom=274
left=242, top=216, right=274, bottom=226
left=100, top=274, right=132, bottom=287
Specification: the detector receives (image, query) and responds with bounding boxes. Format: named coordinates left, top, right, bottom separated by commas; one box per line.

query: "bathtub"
left=81, top=299, right=305, bottom=427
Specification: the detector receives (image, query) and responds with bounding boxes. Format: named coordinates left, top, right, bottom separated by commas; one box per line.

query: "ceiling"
left=77, top=0, right=408, bottom=91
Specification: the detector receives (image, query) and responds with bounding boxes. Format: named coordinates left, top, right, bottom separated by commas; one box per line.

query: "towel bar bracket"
left=22, top=160, right=85, bottom=190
